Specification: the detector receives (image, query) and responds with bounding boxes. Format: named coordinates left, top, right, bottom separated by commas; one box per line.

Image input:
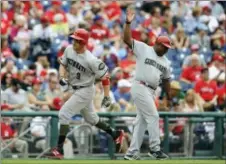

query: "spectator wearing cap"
left=4, top=78, right=30, bottom=112
left=181, top=54, right=203, bottom=84
left=208, top=51, right=225, bottom=80
left=194, top=68, right=218, bottom=111
left=179, top=89, right=203, bottom=112
left=32, top=15, right=54, bottom=40
left=113, top=79, right=135, bottom=112
left=28, top=78, right=51, bottom=110
left=20, top=70, right=35, bottom=91
left=90, top=15, right=110, bottom=41
left=190, top=23, right=210, bottom=50
left=159, top=81, right=185, bottom=111
left=171, top=26, right=190, bottom=50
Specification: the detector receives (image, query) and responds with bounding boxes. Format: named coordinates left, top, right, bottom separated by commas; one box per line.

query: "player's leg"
left=80, top=102, right=124, bottom=152
left=50, top=89, right=93, bottom=159
left=124, top=109, right=146, bottom=160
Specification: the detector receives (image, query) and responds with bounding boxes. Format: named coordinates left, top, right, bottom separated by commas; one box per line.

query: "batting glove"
left=101, top=96, right=111, bottom=108
left=59, top=78, right=68, bottom=86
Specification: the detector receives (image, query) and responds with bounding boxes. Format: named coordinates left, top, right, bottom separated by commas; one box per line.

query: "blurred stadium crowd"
left=0, top=0, right=225, bottom=158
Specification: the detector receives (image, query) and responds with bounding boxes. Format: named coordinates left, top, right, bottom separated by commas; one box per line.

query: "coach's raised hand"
left=123, top=7, right=135, bottom=49
left=126, top=7, right=135, bottom=23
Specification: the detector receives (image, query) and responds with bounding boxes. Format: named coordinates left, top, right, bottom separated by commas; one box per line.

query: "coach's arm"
left=162, top=78, right=172, bottom=106
left=123, top=7, right=135, bottom=48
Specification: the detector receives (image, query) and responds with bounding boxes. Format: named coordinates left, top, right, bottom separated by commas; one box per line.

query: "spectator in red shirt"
left=45, top=1, right=67, bottom=24
left=90, top=15, right=110, bottom=41
left=104, top=2, right=122, bottom=22
left=181, top=54, right=203, bottom=84
left=195, top=68, right=218, bottom=111
left=1, top=117, right=28, bottom=158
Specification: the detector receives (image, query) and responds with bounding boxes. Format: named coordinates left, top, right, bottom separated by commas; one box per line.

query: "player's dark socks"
left=57, top=124, right=70, bottom=153
left=95, top=120, right=117, bottom=139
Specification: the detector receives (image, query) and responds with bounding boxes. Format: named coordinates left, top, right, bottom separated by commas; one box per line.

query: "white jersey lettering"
left=132, top=39, right=171, bottom=88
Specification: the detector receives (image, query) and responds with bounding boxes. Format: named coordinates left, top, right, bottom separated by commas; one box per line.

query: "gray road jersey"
left=59, top=45, right=108, bottom=86
left=132, top=40, right=171, bottom=88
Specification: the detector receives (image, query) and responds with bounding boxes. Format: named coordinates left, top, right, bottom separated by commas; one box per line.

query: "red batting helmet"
left=70, top=28, right=89, bottom=45
left=156, top=36, right=172, bottom=49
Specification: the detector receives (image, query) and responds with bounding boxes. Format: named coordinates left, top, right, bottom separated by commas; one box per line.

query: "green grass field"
left=1, top=160, right=225, bottom=164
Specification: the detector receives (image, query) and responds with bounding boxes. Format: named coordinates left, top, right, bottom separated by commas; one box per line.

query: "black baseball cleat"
left=114, top=130, right=125, bottom=152
left=124, top=154, right=141, bottom=160
left=148, top=150, right=169, bottom=160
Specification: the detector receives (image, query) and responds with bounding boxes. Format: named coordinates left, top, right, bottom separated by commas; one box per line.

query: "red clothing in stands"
left=90, top=24, right=109, bottom=40
left=181, top=66, right=202, bottom=82
left=195, top=79, right=217, bottom=101
left=1, top=122, right=15, bottom=139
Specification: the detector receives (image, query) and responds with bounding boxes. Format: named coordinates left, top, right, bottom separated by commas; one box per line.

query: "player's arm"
left=123, top=7, right=135, bottom=48
left=58, top=47, right=69, bottom=86
left=91, top=58, right=111, bottom=108
left=59, top=64, right=67, bottom=79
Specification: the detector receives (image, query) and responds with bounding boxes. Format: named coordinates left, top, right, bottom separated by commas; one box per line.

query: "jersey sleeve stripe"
left=99, top=69, right=108, bottom=79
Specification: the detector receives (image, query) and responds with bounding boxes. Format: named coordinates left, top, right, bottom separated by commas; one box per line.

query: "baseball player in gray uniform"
left=123, top=8, right=171, bottom=160
left=49, top=28, right=124, bottom=159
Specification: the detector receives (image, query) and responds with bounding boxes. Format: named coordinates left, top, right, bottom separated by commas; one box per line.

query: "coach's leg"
left=141, top=94, right=161, bottom=152
left=126, top=110, right=147, bottom=155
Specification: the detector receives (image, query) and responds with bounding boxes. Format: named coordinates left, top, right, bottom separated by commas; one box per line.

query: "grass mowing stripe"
left=1, top=160, right=225, bottom=164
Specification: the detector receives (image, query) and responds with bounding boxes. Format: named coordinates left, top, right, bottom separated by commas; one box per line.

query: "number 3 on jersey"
left=76, top=72, right=81, bottom=80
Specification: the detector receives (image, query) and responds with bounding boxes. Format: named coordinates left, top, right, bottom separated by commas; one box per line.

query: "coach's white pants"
left=127, top=81, right=160, bottom=154
left=59, top=85, right=99, bottom=126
